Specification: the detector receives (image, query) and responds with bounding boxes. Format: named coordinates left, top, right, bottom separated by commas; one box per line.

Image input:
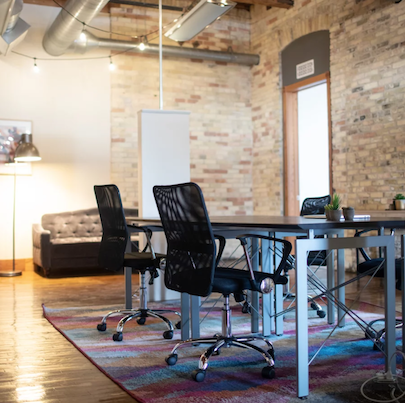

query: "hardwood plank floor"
left=0, top=266, right=401, bottom=403
left=0, top=268, right=140, bottom=403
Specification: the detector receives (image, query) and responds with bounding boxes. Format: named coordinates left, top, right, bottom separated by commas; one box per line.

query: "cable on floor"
left=360, top=351, right=405, bottom=402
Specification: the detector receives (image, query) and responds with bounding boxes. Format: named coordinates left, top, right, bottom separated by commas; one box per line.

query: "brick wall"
left=110, top=5, right=254, bottom=216
left=110, top=1, right=405, bottom=265
left=250, top=0, right=405, bottom=213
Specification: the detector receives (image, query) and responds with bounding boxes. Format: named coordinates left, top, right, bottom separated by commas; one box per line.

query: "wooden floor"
left=0, top=266, right=401, bottom=403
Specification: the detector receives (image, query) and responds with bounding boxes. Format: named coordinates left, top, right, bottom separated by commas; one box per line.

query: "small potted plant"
left=394, top=193, right=405, bottom=210
left=324, top=193, right=342, bottom=221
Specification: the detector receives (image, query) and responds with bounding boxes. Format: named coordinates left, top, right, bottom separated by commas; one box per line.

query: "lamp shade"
left=14, top=133, right=41, bottom=162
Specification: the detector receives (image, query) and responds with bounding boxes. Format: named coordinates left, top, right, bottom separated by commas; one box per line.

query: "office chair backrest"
left=94, top=184, right=129, bottom=272
left=300, top=195, right=331, bottom=216
left=153, top=182, right=217, bottom=297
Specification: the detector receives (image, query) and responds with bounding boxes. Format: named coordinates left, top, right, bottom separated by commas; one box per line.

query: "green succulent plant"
left=394, top=193, right=405, bottom=200
left=324, top=194, right=341, bottom=211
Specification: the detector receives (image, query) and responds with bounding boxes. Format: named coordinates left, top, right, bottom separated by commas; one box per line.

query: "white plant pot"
left=395, top=200, right=405, bottom=210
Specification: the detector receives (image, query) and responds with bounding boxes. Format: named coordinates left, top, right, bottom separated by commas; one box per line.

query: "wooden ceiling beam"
left=232, top=0, right=293, bottom=7
left=25, top=0, right=293, bottom=10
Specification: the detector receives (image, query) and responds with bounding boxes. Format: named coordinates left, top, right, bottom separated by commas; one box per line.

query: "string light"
left=109, top=56, right=116, bottom=71
left=79, top=23, right=86, bottom=41
left=33, top=58, right=39, bottom=73
left=139, top=36, right=146, bottom=51
left=10, top=0, right=198, bottom=70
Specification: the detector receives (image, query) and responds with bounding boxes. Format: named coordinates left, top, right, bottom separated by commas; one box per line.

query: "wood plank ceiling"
left=24, top=0, right=294, bottom=11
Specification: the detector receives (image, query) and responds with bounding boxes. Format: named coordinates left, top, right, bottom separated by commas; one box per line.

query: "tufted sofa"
left=32, top=207, right=138, bottom=277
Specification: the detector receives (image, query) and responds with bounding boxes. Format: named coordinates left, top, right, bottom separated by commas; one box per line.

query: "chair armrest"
left=32, top=223, right=51, bottom=268
left=214, top=234, right=226, bottom=266
left=236, top=234, right=292, bottom=286
left=127, top=224, right=164, bottom=257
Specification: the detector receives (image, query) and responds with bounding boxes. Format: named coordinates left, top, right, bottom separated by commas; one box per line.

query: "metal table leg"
left=296, top=237, right=309, bottom=398
left=337, top=230, right=345, bottom=327
left=124, top=266, right=132, bottom=309
left=250, top=237, right=260, bottom=334
left=181, top=293, right=190, bottom=341
left=261, top=237, right=274, bottom=336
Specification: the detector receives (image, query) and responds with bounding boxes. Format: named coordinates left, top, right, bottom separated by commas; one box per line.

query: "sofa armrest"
left=32, top=223, right=51, bottom=268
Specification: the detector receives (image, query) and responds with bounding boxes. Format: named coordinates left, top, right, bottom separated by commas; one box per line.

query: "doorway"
left=283, top=72, right=332, bottom=216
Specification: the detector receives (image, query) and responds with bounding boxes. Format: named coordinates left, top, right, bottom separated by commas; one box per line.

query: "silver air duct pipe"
left=4, top=0, right=22, bottom=33
left=71, top=32, right=260, bottom=66
left=43, top=0, right=259, bottom=65
left=43, top=0, right=110, bottom=56
left=0, top=0, right=30, bottom=55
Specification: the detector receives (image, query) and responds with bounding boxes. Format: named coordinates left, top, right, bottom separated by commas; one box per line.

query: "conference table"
left=128, top=214, right=405, bottom=398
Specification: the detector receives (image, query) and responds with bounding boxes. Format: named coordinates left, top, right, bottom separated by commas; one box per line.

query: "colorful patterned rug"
left=42, top=301, right=400, bottom=403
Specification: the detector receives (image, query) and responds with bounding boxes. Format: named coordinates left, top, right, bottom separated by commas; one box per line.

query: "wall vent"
left=296, top=59, right=314, bottom=79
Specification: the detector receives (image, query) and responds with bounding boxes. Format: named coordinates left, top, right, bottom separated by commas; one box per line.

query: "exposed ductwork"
left=0, top=0, right=30, bottom=55
left=43, top=0, right=259, bottom=65
left=71, top=32, right=260, bottom=66
left=43, top=0, right=110, bottom=57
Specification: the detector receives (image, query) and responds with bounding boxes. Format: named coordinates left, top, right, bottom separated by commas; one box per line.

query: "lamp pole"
left=0, top=162, right=22, bottom=276
left=159, top=0, right=163, bottom=110
left=0, top=133, right=41, bottom=277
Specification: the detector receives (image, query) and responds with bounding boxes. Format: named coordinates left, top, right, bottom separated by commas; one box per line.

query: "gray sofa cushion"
left=42, top=207, right=102, bottom=240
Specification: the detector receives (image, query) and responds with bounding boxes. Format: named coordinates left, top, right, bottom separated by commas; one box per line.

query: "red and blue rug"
left=42, top=302, right=399, bottom=402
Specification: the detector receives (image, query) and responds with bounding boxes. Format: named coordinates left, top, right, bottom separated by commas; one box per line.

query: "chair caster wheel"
left=137, top=317, right=146, bottom=325
left=192, top=369, right=206, bottom=382
left=97, top=323, right=106, bottom=331
left=242, top=302, right=251, bottom=314
left=113, top=332, right=123, bottom=342
left=163, top=330, right=173, bottom=339
left=317, top=310, right=326, bottom=318
left=165, top=353, right=178, bottom=366
left=175, top=321, right=181, bottom=329
left=262, top=366, right=276, bottom=379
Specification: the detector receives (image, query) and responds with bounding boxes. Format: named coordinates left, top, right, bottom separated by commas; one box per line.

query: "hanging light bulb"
left=139, top=36, right=146, bottom=51
left=79, top=23, right=86, bottom=42
left=33, top=58, right=39, bottom=73
left=109, top=56, right=116, bottom=71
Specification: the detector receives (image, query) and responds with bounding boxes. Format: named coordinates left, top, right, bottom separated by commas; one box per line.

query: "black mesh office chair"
left=283, top=195, right=331, bottom=317
left=300, top=195, right=331, bottom=266
left=94, top=184, right=180, bottom=342
left=355, top=229, right=403, bottom=349
left=153, top=182, right=292, bottom=382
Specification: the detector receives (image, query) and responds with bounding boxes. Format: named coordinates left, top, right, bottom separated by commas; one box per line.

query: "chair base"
left=97, top=307, right=181, bottom=341
left=97, top=271, right=181, bottom=341
left=166, top=333, right=276, bottom=381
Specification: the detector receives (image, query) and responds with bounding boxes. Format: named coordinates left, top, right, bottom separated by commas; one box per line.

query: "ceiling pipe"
left=42, top=0, right=259, bottom=65
left=71, top=32, right=260, bottom=66
left=43, top=0, right=110, bottom=56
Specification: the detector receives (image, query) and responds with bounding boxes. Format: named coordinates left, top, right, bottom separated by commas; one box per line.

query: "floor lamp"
left=0, top=133, right=41, bottom=277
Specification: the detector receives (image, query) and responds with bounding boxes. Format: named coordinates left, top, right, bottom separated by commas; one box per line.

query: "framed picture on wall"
left=0, top=119, right=32, bottom=175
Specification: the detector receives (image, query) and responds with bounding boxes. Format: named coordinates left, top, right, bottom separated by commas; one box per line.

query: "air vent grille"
left=296, top=59, right=314, bottom=79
